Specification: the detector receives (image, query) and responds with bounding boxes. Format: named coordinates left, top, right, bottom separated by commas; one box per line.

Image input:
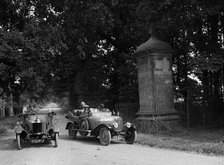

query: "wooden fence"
left=115, top=101, right=208, bottom=128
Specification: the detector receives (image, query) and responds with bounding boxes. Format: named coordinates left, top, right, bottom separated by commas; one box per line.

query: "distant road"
left=0, top=102, right=223, bottom=165
left=39, top=102, right=62, bottom=112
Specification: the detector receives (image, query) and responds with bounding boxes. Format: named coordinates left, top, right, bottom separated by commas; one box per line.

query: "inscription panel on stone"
left=154, top=57, right=171, bottom=75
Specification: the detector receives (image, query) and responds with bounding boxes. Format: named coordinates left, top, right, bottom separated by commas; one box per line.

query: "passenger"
left=22, top=104, right=28, bottom=113
left=98, top=104, right=109, bottom=112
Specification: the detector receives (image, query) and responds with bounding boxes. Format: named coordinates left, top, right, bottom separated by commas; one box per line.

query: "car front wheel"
left=99, top=127, right=111, bottom=146
left=68, top=124, right=77, bottom=139
left=125, top=130, right=137, bottom=144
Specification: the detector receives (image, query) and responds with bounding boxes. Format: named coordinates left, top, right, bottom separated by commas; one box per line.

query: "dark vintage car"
left=15, top=111, right=59, bottom=150
left=65, top=108, right=137, bottom=146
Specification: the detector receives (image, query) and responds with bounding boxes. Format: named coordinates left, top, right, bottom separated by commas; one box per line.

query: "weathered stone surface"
left=135, top=37, right=173, bottom=54
left=135, top=36, right=179, bottom=124
left=136, top=116, right=181, bottom=133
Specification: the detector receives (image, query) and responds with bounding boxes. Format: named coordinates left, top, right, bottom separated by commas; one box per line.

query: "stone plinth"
left=135, top=36, right=179, bottom=125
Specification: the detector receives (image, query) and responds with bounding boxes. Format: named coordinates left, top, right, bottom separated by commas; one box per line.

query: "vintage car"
left=15, top=111, right=59, bottom=150
left=65, top=108, right=137, bottom=146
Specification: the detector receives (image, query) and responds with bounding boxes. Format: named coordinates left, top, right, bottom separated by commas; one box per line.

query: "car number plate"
left=112, top=135, right=123, bottom=141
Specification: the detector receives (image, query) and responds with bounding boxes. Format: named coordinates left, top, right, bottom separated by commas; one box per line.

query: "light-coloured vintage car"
left=65, top=108, right=137, bottom=146
left=15, top=111, right=59, bottom=150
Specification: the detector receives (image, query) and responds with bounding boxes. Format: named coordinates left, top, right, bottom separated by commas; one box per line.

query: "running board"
left=73, top=129, right=91, bottom=133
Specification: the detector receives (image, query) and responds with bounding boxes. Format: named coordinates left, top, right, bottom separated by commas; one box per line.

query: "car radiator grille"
left=115, top=119, right=123, bottom=130
left=33, top=123, right=42, bottom=133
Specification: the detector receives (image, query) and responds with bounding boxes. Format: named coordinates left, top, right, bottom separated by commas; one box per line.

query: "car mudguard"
left=53, top=125, right=60, bottom=132
left=65, top=122, right=79, bottom=129
left=65, top=122, right=73, bottom=129
left=15, top=125, right=24, bottom=134
left=92, top=123, right=112, bottom=135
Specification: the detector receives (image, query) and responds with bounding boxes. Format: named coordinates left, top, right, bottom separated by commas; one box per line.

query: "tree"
left=0, top=0, right=65, bottom=115
left=1, top=0, right=223, bottom=124
left=50, top=0, right=141, bottom=108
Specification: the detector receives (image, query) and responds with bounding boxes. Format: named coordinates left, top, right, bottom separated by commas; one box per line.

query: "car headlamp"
left=126, top=122, right=131, bottom=128
left=113, top=122, right=118, bottom=128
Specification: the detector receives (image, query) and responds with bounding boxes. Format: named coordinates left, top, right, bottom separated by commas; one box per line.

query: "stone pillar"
left=135, top=36, right=179, bottom=129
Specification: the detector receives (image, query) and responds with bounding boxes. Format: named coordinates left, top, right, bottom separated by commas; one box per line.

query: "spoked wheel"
left=54, top=133, right=58, bottom=147
left=99, top=127, right=111, bottom=146
left=125, top=130, right=137, bottom=144
left=79, top=119, right=89, bottom=136
left=68, top=124, right=77, bottom=139
left=16, top=133, right=22, bottom=150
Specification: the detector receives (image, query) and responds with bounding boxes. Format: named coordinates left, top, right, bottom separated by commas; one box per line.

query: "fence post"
left=186, top=95, right=190, bottom=128
left=0, top=98, right=6, bottom=117
left=202, top=100, right=206, bottom=128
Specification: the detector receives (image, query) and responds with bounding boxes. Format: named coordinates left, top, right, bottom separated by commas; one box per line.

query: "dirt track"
left=0, top=103, right=223, bottom=165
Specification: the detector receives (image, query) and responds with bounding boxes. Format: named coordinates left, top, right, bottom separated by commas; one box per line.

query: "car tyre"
left=99, top=127, right=111, bottom=146
left=54, top=133, right=58, bottom=147
left=16, top=133, right=22, bottom=150
left=68, top=124, right=77, bottom=139
left=125, top=130, right=137, bottom=144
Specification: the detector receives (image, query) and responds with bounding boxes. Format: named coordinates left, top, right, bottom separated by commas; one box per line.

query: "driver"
left=80, top=101, right=89, bottom=112
left=79, top=101, right=91, bottom=118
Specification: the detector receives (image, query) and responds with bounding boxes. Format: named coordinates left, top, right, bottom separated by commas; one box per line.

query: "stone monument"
left=135, top=33, right=179, bottom=129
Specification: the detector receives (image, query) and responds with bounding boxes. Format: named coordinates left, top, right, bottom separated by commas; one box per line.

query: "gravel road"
left=0, top=103, right=223, bottom=165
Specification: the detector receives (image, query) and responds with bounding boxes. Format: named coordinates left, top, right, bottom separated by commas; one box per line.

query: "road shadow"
left=19, top=140, right=56, bottom=149
left=0, top=137, right=56, bottom=151
left=59, top=134, right=99, bottom=146
left=59, top=134, right=125, bottom=146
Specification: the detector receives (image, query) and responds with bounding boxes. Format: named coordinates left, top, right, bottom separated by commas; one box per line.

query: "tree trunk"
left=202, top=70, right=209, bottom=125
left=209, top=15, right=219, bottom=121
left=8, top=93, right=14, bottom=116
left=8, top=83, right=14, bottom=116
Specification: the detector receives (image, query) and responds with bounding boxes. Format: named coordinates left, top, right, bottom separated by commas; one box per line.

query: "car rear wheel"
left=99, top=127, right=111, bottom=146
left=16, top=134, right=22, bottom=150
left=125, top=130, right=137, bottom=144
left=68, top=124, right=77, bottom=139
left=54, top=133, right=58, bottom=147
left=79, top=119, right=89, bottom=136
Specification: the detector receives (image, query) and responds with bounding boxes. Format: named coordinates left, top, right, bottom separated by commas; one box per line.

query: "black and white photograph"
left=0, top=0, right=224, bottom=164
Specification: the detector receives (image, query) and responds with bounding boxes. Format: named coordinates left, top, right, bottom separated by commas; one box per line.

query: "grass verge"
left=0, top=116, right=17, bottom=137
left=136, top=128, right=224, bottom=156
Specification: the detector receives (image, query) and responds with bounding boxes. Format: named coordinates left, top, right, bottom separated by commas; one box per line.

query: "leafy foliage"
left=0, top=0, right=224, bottom=124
